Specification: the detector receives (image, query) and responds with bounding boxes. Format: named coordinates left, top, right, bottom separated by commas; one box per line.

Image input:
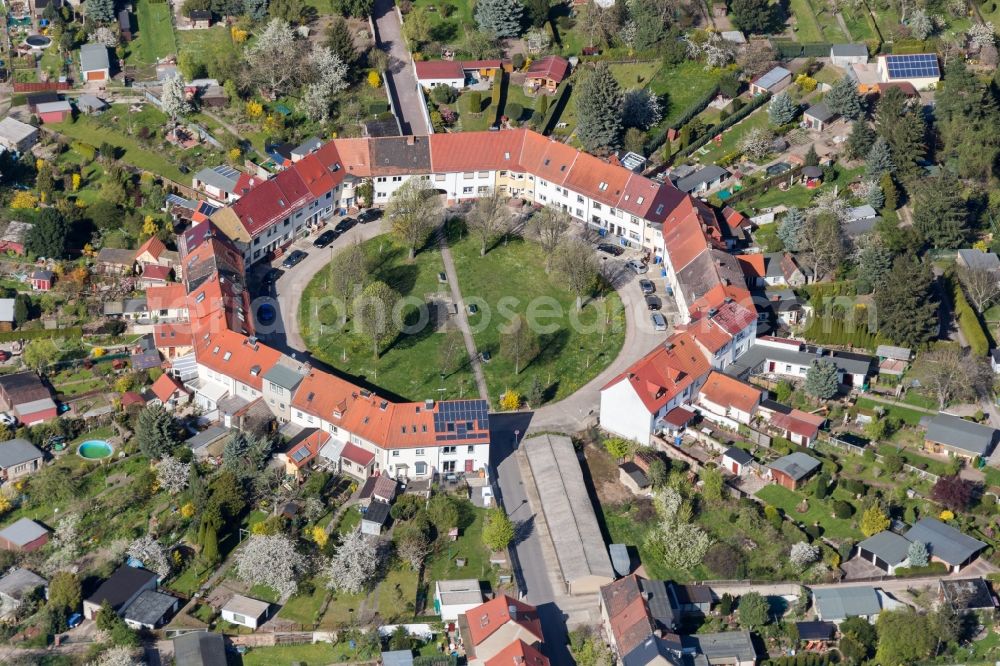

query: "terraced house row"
left=151, top=128, right=775, bottom=474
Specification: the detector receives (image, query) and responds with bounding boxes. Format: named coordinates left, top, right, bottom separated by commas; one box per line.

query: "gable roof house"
left=750, top=66, right=792, bottom=95
left=905, top=518, right=986, bottom=572
left=0, top=118, right=39, bottom=154
left=803, top=103, right=835, bottom=131
left=830, top=43, right=869, bottom=67
left=80, top=43, right=111, bottom=82
left=812, top=586, right=882, bottom=623
left=525, top=55, right=570, bottom=92
left=0, top=221, right=34, bottom=256
left=459, top=595, right=544, bottom=666
left=221, top=594, right=270, bottom=629
left=696, top=371, right=762, bottom=426
left=0, top=374, right=57, bottom=426
left=150, top=373, right=189, bottom=410
left=0, top=518, right=50, bottom=551
left=600, top=574, right=657, bottom=659
left=854, top=530, right=913, bottom=574
left=0, top=439, right=44, bottom=483
left=925, top=412, right=1000, bottom=459
left=83, top=566, right=159, bottom=620
left=768, top=452, right=821, bottom=489
left=484, top=640, right=549, bottom=666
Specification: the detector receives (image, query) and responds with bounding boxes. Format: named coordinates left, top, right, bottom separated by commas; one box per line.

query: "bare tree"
left=500, top=314, right=539, bottom=374
left=528, top=205, right=570, bottom=272
left=957, top=265, right=1000, bottom=312
left=804, top=212, right=846, bottom=281
left=242, top=19, right=311, bottom=99
left=386, top=178, right=442, bottom=259
left=913, top=346, right=994, bottom=408
left=554, top=237, right=599, bottom=310
left=395, top=525, right=432, bottom=570
left=353, top=281, right=402, bottom=359
left=467, top=188, right=511, bottom=256
left=438, top=329, right=466, bottom=376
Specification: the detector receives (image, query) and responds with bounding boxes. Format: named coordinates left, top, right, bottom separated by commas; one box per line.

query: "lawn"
left=132, top=0, right=177, bottom=64
left=842, top=7, right=877, bottom=41
left=755, top=484, right=863, bottom=540
left=298, top=232, right=478, bottom=402
left=240, top=643, right=337, bottom=666
left=692, top=105, right=771, bottom=166
left=176, top=26, right=239, bottom=76
left=425, top=506, right=496, bottom=584
left=448, top=227, right=626, bottom=404
left=649, top=60, right=724, bottom=128
left=608, top=62, right=661, bottom=90
left=877, top=443, right=953, bottom=477
left=735, top=165, right=864, bottom=214
left=49, top=105, right=189, bottom=182
left=855, top=396, right=926, bottom=426
left=377, top=567, right=420, bottom=621
left=788, top=0, right=824, bottom=42
left=602, top=501, right=700, bottom=581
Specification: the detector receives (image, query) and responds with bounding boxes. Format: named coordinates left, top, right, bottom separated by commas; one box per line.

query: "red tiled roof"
left=136, top=235, right=167, bottom=260
left=146, top=284, right=187, bottom=311
left=415, top=60, right=464, bottom=80
left=194, top=329, right=282, bottom=392
left=525, top=55, right=570, bottom=83
left=602, top=332, right=711, bottom=414
left=736, top=254, right=765, bottom=280
left=286, top=430, right=330, bottom=469
left=153, top=323, right=193, bottom=349
left=151, top=373, right=186, bottom=403
left=462, top=595, right=543, bottom=647
left=710, top=300, right=757, bottom=335
left=770, top=410, right=822, bottom=439
left=663, top=405, right=696, bottom=427
left=699, top=371, right=761, bottom=414
left=121, top=391, right=146, bottom=407
left=484, top=641, right=549, bottom=666
left=341, top=442, right=375, bottom=466
left=429, top=130, right=524, bottom=173
left=141, top=264, right=172, bottom=280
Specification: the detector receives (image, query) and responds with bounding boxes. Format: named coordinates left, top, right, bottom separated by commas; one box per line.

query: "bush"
left=704, top=542, right=745, bottom=578
left=71, top=141, right=96, bottom=161
left=512, top=53, right=525, bottom=69
left=505, top=102, right=523, bottom=121
left=831, top=500, right=853, bottom=519
left=952, top=277, right=989, bottom=356
left=431, top=85, right=458, bottom=105
left=368, top=101, right=389, bottom=115
left=894, top=561, right=948, bottom=577
left=465, top=91, right=483, bottom=114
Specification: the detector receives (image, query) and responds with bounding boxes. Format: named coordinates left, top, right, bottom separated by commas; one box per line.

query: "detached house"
left=525, top=56, right=570, bottom=93
left=150, top=373, right=189, bottom=411
left=924, top=412, right=1000, bottom=460
left=83, top=566, right=159, bottom=620
left=459, top=595, right=543, bottom=666
left=767, top=452, right=820, bottom=490
left=0, top=439, right=44, bottom=482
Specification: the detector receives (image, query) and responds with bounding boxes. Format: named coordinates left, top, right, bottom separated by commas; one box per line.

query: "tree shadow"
left=535, top=328, right=570, bottom=364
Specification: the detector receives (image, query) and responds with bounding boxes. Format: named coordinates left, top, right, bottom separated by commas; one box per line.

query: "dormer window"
left=223, top=351, right=232, bottom=361
left=599, top=182, right=608, bottom=191
left=250, top=365, right=261, bottom=376
left=195, top=292, right=206, bottom=303
left=656, top=204, right=664, bottom=214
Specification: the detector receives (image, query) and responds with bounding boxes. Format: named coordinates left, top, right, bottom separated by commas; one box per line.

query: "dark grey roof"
left=173, top=631, right=227, bottom=666
left=957, top=248, right=1000, bottom=272
left=769, top=452, right=820, bottom=481
left=623, top=636, right=683, bottom=666
left=684, top=631, right=757, bottom=663
left=365, top=118, right=402, bottom=138
left=369, top=136, right=431, bottom=173
left=676, top=250, right=741, bottom=308
left=185, top=425, right=230, bottom=451
left=905, top=518, right=986, bottom=566
left=80, top=43, right=110, bottom=72
left=262, top=363, right=304, bottom=391
left=381, top=650, right=415, bottom=666
left=805, top=103, right=834, bottom=122
left=620, top=462, right=650, bottom=488
left=760, top=399, right=791, bottom=414
left=723, top=447, right=753, bottom=465
left=639, top=578, right=677, bottom=631
left=940, top=577, right=996, bottom=610
left=857, top=530, right=911, bottom=566
left=0, top=439, right=43, bottom=469
left=675, top=166, right=729, bottom=193
left=796, top=621, right=835, bottom=640
left=292, top=137, right=323, bottom=157
left=0, top=373, right=51, bottom=405
left=813, top=586, right=881, bottom=620
left=727, top=343, right=874, bottom=380
left=925, top=412, right=999, bottom=457
left=86, top=566, right=158, bottom=612
left=131, top=350, right=162, bottom=370
left=831, top=43, right=869, bottom=57
left=671, top=583, right=713, bottom=605
left=363, top=500, right=391, bottom=525
left=123, top=589, right=177, bottom=626
left=194, top=165, right=241, bottom=193
left=753, top=66, right=791, bottom=90
left=76, top=94, right=107, bottom=111
left=0, top=568, right=47, bottom=600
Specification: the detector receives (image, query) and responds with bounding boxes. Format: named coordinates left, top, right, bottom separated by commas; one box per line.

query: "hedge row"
left=894, top=561, right=949, bottom=577
left=0, top=327, right=83, bottom=343
left=802, top=313, right=884, bottom=351
left=952, top=277, right=991, bottom=356
left=541, top=81, right=572, bottom=136
left=682, top=91, right=772, bottom=156
left=644, top=83, right=720, bottom=155
left=770, top=41, right=835, bottom=59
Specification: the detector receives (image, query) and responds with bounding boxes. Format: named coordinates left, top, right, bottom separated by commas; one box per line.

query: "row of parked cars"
left=274, top=210, right=384, bottom=271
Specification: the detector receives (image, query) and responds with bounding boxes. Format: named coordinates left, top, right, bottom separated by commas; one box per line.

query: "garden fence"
left=643, top=83, right=720, bottom=156
left=681, top=91, right=772, bottom=157
left=768, top=40, right=834, bottom=59
left=818, top=435, right=940, bottom=483
left=716, top=163, right=804, bottom=206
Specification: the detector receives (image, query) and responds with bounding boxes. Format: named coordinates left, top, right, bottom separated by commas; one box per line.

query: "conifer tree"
left=575, top=63, right=623, bottom=153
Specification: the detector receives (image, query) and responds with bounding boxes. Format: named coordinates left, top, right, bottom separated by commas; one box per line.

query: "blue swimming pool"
left=77, top=440, right=113, bottom=460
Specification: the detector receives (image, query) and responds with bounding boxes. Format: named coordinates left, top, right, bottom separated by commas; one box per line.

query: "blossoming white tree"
left=156, top=456, right=190, bottom=495
left=127, top=535, right=171, bottom=578
left=789, top=541, right=820, bottom=570
left=324, top=530, right=384, bottom=594
left=234, top=534, right=306, bottom=598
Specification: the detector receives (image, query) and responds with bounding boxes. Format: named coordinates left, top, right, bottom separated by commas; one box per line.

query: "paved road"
left=371, top=0, right=429, bottom=135
left=438, top=231, right=491, bottom=401
left=527, top=258, right=675, bottom=434
left=263, top=218, right=390, bottom=359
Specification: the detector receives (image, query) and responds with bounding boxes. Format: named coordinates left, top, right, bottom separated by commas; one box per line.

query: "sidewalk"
left=437, top=230, right=490, bottom=402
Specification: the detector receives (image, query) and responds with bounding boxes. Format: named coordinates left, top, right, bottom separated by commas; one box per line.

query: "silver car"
left=627, top=260, right=648, bottom=274
left=650, top=312, right=667, bottom=332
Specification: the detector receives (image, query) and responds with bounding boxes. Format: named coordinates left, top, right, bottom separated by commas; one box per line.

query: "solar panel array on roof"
left=885, top=54, right=939, bottom=79
left=433, top=399, right=489, bottom=441
left=213, top=164, right=240, bottom=179
left=291, top=447, right=311, bottom=462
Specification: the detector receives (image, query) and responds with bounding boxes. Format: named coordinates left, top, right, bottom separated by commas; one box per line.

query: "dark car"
left=334, top=217, right=357, bottom=233
left=281, top=250, right=307, bottom=268
left=597, top=243, right=624, bottom=256
left=639, top=279, right=655, bottom=294
left=313, top=229, right=339, bottom=248
left=645, top=295, right=661, bottom=311
left=261, top=269, right=282, bottom=287
left=358, top=209, right=382, bottom=224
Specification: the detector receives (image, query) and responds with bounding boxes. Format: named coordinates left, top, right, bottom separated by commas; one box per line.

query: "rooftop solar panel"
left=884, top=54, right=939, bottom=79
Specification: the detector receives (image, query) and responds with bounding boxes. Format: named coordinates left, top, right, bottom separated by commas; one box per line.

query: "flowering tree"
left=161, top=75, right=192, bottom=122
left=156, top=456, right=190, bottom=495
left=645, top=488, right=711, bottom=570
left=324, top=530, right=384, bottom=594
left=47, top=513, right=81, bottom=570
left=968, top=23, right=996, bottom=48
left=89, top=27, right=118, bottom=48
left=622, top=89, right=662, bottom=131
left=789, top=541, right=820, bottom=570
left=739, top=127, right=774, bottom=161
left=88, top=646, right=144, bottom=666
left=235, top=534, right=306, bottom=598
left=127, top=535, right=171, bottom=578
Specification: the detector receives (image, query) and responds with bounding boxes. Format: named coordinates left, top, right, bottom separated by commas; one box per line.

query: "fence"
left=13, top=81, right=71, bottom=92
left=717, top=163, right=805, bottom=206
left=818, top=436, right=941, bottom=483
left=682, top=91, right=772, bottom=157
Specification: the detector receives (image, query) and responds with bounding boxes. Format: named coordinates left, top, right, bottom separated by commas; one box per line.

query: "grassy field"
left=448, top=227, right=626, bottom=404
left=424, top=506, right=496, bottom=584
left=649, top=60, right=724, bottom=128
left=176, top=26, right=239, bottom=73
left=240, top=643, right=336, bottom=666
left=842, top=7, right=877, bottom=41
left=855, top=396, right=927, bottom=426
left=735, top=165, right=864, bottom=214
left=693, top=105, right=771, bottom=165
left=756, top=484, right=863, bottom=540
left=132, top=0, right=178, bottom=64
left=50, top=105, right=189, bottom=182
left=788, top=0, right=824, bottom=42
left=299, top=233, right=477, bottom=402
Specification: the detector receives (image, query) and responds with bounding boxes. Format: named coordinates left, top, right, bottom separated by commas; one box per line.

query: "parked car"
left=639, top=279, right=655, bottom=294
left=313, top=229, right=339, bottom=248
left=597, top=243, right=624, bottom=256
left=261, top=269, right=282, bottom=287
left=334, top=217, right=357, bottom=233
left=626, top=259, right=648, bottom=274
left=358, top=209, right=382, bottom=224
left=645, top=295, right=661, bottom=311
left=281, top=250, right=308, bottom=268
left=650, top=312, right=667, bottom=331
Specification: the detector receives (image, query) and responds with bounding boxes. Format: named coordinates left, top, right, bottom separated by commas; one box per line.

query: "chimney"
left=407, top=136, right=416, bottom=146
left=425, top=398, right=435, bottom=410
